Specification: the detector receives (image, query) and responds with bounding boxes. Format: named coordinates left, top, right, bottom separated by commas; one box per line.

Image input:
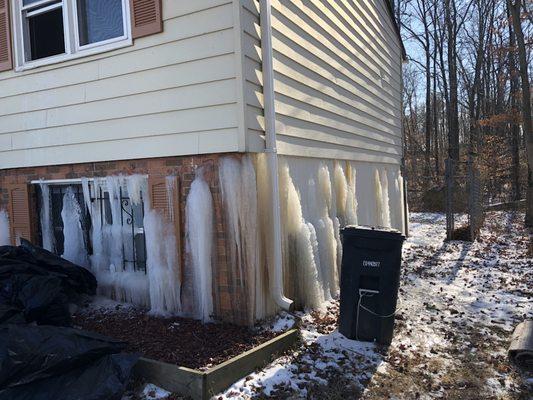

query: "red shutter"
left=148, top=175, right=182, bottom=268
left=0, top=0, right=13, bottom=72
left=130, top=0, right=162, bottom=39
left=7, top=184, right=34, bottom=245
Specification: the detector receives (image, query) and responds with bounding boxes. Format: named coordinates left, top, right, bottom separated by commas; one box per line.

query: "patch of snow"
left=216, top=211, right=532, bottom=399
left=270, top=312, right=296, bottom=332
left=141, top=384, right=171, bottom=399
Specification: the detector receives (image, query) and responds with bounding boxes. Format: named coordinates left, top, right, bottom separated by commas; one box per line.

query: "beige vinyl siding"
left=268, top=0, right=403, bottom=164
left=0, top=0, right=242, bottom=169
left=240, top=0, right=265, bottom=151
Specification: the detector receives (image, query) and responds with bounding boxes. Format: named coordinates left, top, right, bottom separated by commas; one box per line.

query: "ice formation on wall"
left=144, top=207, right=181, bottom=316
left=279, top=161, right=325, bottom=309
left=316, top=164, right=340, bottom=297
left=271, top=157, right=402, bottom=312
left=39, top=182, right=55, bottom=252
left=345, top=163, right=358, bottom=226
left=388, top=167, right=405, bottom=233
left=398, top=172, right=407, bottom=234
left=186, top=169, right=214, bottom=323
left=83, top=176, right=151, bottom=308
left=380, top=169, right=391, bottom=228
left=219, top=156, right=267, bottom=323
left=34, top=156, right=402, bottom=322
left=61, top=188, right=88, bottom=267
left=374, top=169, right=384, bottom=226
left=333, top=162, right=348, bottom=224
left=0, top=210, right=10, bottom=246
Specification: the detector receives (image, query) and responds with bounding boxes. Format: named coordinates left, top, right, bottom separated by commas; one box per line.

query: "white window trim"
left=11, top=0, right=132, bottom=72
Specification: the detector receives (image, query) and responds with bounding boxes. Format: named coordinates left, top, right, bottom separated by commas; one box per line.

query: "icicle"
left=380, top=168, right=391, bottom=228
left=84, top=178, right=104, bottom=273
left=315, top=164, right=339, bottom=297
left=397, top=171, right=407, bottom=234
left=105, top=176, right=125, bottom=272
left=126, top=175, right=145, bottom=206
left=144, top=208, right=181, bottom=315
left=374, top=169, right=384, bottom=226
left=279, top=161, right=325, bottom=309
left=81, top=178, right=93, bottom=218
left=0, top=210, right=10, bottom=246
left=186, top=168, right=214, bottom=323
left=165, top=176, right=176, bottom=222
left=345, top=163, right=358, bottom=226
left=61, top=187, right=88, bottom=267
left=218, top=156, right=263, bottom=323
left=39, top=182, right=55, bottom=252
left=318, top=164, right=333, bottom=212
left=333, top=162, right=348, bottom=225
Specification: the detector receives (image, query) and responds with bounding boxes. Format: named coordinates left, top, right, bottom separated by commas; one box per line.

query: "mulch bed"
left=72, top=304, right=279, bottom=370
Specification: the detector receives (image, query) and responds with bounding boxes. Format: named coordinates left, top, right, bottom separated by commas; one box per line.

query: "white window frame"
left=11, top=0, right=132, bottom=72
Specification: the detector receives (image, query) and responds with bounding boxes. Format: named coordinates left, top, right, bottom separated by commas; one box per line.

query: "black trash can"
left=339, top=226, right=405, bottom=345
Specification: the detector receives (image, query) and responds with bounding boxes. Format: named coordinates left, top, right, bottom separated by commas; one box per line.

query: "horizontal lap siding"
left=241, top=0, right=265, bottom=151
left=0, top=0, right=240, bottom=169
left=270, top=0, right=403, bottom=164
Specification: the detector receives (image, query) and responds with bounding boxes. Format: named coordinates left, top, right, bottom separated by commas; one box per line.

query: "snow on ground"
left=122, top=383, right=174, bottom=400
left=218, top=211, right=532, bottom=400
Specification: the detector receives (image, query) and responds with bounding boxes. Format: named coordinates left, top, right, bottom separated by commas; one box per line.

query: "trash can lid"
left=341, top=225, right=405, bottom=241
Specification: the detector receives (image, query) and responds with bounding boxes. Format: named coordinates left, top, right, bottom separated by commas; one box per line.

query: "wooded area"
left=398, top=0, right=532, bottom=227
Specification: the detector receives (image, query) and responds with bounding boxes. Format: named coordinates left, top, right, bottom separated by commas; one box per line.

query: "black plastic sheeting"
left=0, top=324, right=139, bottom=400
left=0, top=239, right=97, bottom=326
left=0, top=241, right=139, bottom=400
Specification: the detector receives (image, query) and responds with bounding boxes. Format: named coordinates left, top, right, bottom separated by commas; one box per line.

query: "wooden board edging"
left=204, top=329, right=299, bottom=398
left=134, top=358, right=205, bottom=399
left=134, top=328, right=299, bottom=400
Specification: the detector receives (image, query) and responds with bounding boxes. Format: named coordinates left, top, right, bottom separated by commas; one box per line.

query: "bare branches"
left=401, top=0, right=531, bottom=214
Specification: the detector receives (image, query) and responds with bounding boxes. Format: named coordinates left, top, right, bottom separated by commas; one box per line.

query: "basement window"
left=36, top=180, right=147, bottom=273
left=12, top=0, right=131, bottom=70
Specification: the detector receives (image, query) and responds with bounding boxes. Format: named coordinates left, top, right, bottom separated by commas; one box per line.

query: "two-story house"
left=0, top=0, right=406, bottom=325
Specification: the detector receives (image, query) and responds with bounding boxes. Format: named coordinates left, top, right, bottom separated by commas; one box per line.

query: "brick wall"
left=0, top=153, right=250, bottom=325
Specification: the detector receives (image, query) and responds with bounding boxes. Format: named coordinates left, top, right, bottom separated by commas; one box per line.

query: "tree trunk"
left=445, top=0, right=460, bottom=161
left=508, top=7, right=521, bottom=201
left=431, top=0, right=440, bottom=178
left=425, top=47, right=432, bottom=178
left=508, top=0, right=533, bottom=226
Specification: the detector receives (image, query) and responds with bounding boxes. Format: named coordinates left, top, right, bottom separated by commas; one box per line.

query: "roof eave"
left=384, top=0, right=407, bottom=61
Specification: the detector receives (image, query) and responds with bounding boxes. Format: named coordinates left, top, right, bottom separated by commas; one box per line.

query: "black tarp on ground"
left=0, top=239, right=97, bottom=326
left=0, top=241, right=139, bottom=400
left=0, top=324, right=139, bottom=400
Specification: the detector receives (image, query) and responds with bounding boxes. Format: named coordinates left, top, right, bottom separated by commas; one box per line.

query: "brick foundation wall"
left=0, top=153, right=250, bottom=325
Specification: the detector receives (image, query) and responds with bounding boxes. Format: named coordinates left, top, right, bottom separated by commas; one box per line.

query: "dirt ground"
left=219, top=212, right=532, bottom=400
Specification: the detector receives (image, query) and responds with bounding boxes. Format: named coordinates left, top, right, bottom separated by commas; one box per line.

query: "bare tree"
left=444, top=0, right=461, bottom=161
left=508, top=5, right=522, bottom=201
left=507, top=0, right=533, bottom=226
left=402, top=0, right=435, bottom=177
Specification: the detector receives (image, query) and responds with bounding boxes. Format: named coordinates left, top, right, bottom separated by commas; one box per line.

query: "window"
left=12, top=0, right=131, bottom=69
left=25, top=1, right=65, bottom=61
left=76, top=0, right=124, bottom=47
